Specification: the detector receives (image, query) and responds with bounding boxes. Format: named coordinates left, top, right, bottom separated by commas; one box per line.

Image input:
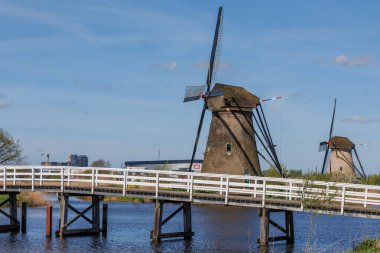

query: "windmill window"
left=340, top=167, right=342, bottom=171
left=226, top=143, right=232, bottom=155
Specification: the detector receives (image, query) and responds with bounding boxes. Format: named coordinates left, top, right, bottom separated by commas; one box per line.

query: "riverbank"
left=78, top=195, right=148, bottom=203
left=0, top=192, right=50, bottom=207
left=349, top=239, right=380, bottom=253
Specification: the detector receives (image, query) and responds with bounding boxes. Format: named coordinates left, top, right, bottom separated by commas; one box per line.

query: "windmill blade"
left=356, top=142, right=369, bottom=147
left=260, top=96, right=282, bottom=103
left=206, top=6, right=223, bottom=91
left=321, top=99, right=336, bottom=174
left=183, top=85, right=207, bottom=102
left=188, top=7, right=223, bottom=171
left=328, top=98, right=337, bottom=141
left=321, top=149, right=330, bottom=174
left=318, top=141, right=328, bottom=152
left=353, top=146, right=367, bottom=179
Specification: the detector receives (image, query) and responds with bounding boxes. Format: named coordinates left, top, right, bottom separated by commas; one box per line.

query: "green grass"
left=0, top=194, right=8, bottom=205
left=103, top=196, right=146, bottom=203
left=349, top=239, right=380, bottom=253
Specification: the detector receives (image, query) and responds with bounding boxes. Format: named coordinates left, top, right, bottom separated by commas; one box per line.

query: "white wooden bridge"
left=1, top=165, right=380, bottom=244
left=1, top=166, right=380, bottom=219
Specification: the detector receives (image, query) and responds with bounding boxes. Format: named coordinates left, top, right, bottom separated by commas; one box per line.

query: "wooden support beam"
left=270, top=236, right=288, bottom=242
left=151, top=200, right=163, bottom=241
left=183, top=202, right=192, bottom=239
left=58, top=194, right=68, bottom=237
left=162, top=205, right=183, bottom=226
left=285, top=211, right=294, bottom=244
left=151, top=200, right=193, bottom=241
left=102, top=204, right=108, bottom=236
left=56, top=194, right=103, bottom=237
left=268, top=218, right=286, bottom=234
left=46, top=205, right=52, bottom=238
left=21, top=202, right=27, bottom=233
left=258, top=209, right=294, bottom=245
left=9, top=193, right=18, bottom=227
left=92, top=195, right=100, bottom=230
left=0, top=193, right=20, bottom=232
left=0, top=197, right=9, bottom=208
left=259, top=208, right=269, bottom=246
left=67, top=203, right=93, bottom=225
left=0, top=224, right=20, bottom=232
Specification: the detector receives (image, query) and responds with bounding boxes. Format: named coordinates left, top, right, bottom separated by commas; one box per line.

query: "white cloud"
left=156, top=61, right=177, bottom=71
left=0, top=95, right=10, bottom=109
left=334, top=54, right=373, bottom=66
left=341, top=115, right=380, bottom=124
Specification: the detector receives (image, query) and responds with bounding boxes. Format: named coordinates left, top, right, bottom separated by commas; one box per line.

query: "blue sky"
left=1, top=0, right=380, bottom=173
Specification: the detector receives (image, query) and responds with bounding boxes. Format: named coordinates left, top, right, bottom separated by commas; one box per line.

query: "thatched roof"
left=330, top=136, right=354, bottom=150
left=208, top=83, right=260, bottom=109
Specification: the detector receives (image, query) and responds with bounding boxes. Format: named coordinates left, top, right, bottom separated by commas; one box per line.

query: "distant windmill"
left=184, top=7, right=283, bottom=176
left=318, top=99, right=367, bottom=179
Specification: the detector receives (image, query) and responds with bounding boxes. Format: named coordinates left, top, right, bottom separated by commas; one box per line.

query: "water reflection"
left=0, top=195, right=379, bottom=252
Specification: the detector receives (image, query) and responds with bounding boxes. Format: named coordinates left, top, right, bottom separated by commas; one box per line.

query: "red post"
left=46, top=205, right=52, bottom=237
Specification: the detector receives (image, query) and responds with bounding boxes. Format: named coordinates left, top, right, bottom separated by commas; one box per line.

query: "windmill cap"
left=211, top=83, right=260, bottom=108
left=330, top=136, right=354, bottom=149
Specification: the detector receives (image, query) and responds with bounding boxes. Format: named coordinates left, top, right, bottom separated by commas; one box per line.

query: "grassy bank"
left=0, top=192, right=50, bottom=207
left=349, top=239, right=380, bottom=253
left=18, top=192, right=50, bottom=207
left=104, top=196, right=147, bottom=203
left=78, top=195, right=148, bottom=203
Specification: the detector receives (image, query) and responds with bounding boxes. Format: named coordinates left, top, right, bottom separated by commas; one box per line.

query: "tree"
left=0, top=128, right=26, bottom=165
left=90, top=159, right=111, bottom=168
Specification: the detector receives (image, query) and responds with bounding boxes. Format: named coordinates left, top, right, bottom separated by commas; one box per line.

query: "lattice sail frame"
left=183, top=85, right=207, bottom=102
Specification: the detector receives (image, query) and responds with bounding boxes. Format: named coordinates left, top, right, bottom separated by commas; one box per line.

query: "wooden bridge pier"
left=258, top=208, right=294, bottom=246
left=0, top=192, right=27, bottom=233
left=55, top=193, right=107, bottom=237
left=151, top=200, right=193, bottom=241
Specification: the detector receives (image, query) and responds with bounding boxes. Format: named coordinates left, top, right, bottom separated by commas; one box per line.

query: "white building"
left=124, top=159, right=203, bottom=173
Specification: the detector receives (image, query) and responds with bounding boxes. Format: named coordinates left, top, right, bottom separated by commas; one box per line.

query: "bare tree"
left=0, top=128, right=26, bottom=165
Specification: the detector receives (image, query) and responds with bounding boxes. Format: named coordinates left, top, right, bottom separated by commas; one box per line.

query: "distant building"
left=68, top=154, right=78, bottom=166
left=41, top=154, right=88, bottom=167
left=41, top=162, right=69, bottom=166
left=124, top=159, right=203, bottom=173
left=78, top=155, right=89, bottom=167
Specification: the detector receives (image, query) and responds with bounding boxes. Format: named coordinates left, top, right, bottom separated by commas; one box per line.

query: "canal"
left=0, top=195, right=379, bottom=252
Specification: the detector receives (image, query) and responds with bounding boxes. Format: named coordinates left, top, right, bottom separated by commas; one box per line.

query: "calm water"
left=0, top=195, right=380, bottom=252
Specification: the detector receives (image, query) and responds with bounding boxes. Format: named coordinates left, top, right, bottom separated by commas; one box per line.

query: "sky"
left=1, top=0, right=380, bottom=174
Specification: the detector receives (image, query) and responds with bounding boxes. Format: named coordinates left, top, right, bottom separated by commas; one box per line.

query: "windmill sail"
left=353, top=146, right=367, bottom=179
left=183, top=85, right=207, bottom=102
left=318, top=141, right=328, bottom=152
left=321, top=98, right=336, bottom=174
left=188, top=7, right=223, bottom=171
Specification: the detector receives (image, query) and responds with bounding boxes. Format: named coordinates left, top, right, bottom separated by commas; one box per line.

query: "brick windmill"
left=319, top=99, right=367, bottom=179
left=184, top=7, right=283, bottom=176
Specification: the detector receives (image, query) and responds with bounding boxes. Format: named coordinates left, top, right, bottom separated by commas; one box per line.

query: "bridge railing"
left=1, top=166, right=380, bottom=213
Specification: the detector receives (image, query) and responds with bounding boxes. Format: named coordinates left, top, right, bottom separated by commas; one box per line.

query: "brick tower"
left=202, top=83, right=262, bottom=176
